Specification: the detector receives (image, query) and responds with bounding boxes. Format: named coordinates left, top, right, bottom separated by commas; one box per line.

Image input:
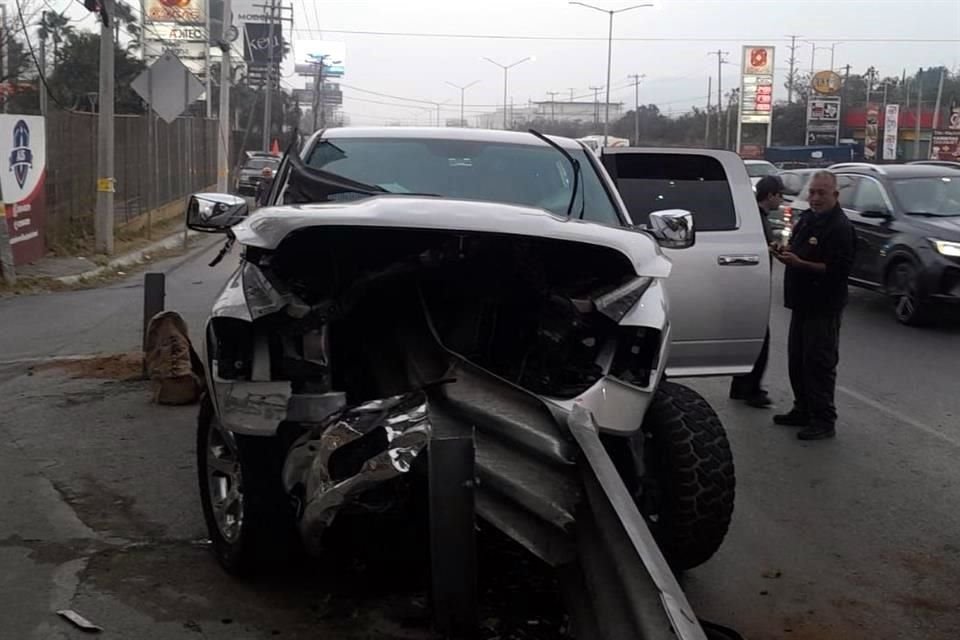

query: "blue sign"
left=9, top=119, right=33, bottom=190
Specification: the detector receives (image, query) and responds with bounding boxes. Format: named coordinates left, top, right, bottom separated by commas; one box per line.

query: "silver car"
left=187, top=128, right=767, bottom=639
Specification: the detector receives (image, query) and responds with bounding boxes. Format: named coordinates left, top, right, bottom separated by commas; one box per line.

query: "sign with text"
left=739, top=45, right=775, bottom=125
left=0, top=115, right=46, bottom=264
left=243, top=23, right=284, bottom=64
left=931, top=130, right=960, bottom=161
left=145, top=0, right=205, bottom=24
left=811, top=71, right=843, bottom=96
left=864, top=104, right=880, bottom=161
left=883, top=104, right=900, bottom=161
left=805, top=96, right=841, bottom=146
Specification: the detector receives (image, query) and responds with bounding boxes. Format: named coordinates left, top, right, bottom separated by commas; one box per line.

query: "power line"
left=287, top=27, right=957, bottom=44
left=14, top=0, right=69, bottom=109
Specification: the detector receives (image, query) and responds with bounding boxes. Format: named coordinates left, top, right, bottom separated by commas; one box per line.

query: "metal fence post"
left=142, top=272, right=165, bottom=377
left=428, top=405, right=478, bottom=638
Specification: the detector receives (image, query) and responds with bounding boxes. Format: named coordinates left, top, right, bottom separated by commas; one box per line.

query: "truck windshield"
left=304, top=138, right=622, bottom=225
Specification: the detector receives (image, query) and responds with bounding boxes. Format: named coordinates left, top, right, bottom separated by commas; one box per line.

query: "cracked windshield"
left=1, top=0, right=959, bottom=639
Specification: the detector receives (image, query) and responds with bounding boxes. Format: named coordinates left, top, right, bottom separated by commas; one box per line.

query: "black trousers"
left=730, top=328, right=770, bottom=396
left=787, top=309, right=842, bottom=428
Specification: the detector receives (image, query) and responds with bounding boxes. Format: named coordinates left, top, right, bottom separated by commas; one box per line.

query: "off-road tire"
left=197, top=395, right=299, bottom=575
left=634, top=381, right=735, bottom=571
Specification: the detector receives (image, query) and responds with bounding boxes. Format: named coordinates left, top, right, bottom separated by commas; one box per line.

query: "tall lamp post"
left=445, top=80, right=480, bottom=128
left=570, top=2, right=653, bottom=147
left=482, top=56, right=534, bottom=129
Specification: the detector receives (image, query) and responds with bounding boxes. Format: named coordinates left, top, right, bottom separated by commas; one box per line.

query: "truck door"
left=602, top=149, right=770, bottom=377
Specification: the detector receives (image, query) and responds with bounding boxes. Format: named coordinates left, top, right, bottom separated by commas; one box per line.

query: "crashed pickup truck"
left=188, top=128, right=769, bottom=639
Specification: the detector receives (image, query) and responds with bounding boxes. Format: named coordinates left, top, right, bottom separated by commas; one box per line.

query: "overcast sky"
left=57, top=0, right=960, bottom=125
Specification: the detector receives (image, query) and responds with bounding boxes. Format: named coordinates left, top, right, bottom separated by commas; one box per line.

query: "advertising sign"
left=863, top=104, right=880, bottom=160
left=144, top=39, right=207, bottom=60
left=243, top=23, right=284, bottom=64
left=147, top=23, right=208, bottom=42
left=296, top=40, right=346, bottom=78
left=811, top=71, right=843, bottom=96
left=805, top=96, right=841, bottom=146
left=930, top=130, right=960, bottom=161
left=145, top=0, right=205, bottom=24
left=292, top=85, right=343, bottom=105
left=883, top=104, right=900, bottom=161
left=739, top=45, right=775, bottom=126
left=0, top=115, right=46, bottom=265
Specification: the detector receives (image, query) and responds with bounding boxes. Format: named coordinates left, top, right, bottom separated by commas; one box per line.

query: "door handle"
left=717, top=254, right=760, bottom=266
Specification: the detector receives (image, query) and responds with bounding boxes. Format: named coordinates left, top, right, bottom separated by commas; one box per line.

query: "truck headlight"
left=931, top=239, right=960, bottom=258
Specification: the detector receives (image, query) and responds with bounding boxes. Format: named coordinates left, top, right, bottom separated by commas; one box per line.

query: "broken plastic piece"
left=57, top=609, right=103, bottom=633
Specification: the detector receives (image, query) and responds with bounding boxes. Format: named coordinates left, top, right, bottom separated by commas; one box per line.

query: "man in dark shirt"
left=730, top=174, right=783, bottom=407
left=772, top=171, right=857, bottom=440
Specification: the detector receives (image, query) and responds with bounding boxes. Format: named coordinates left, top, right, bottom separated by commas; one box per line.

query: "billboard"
left=144, top=39, right=207, bottom=60
left=145, top=0, right=205, bottom=24
left=0, top=116, right=46, bottom=265
left=296, top=40, right=346, bottom=77
left=930, top=131, right=960, bottom=161
left=805, top=96, right=841, bottom=146
left=883, top=104, right=900, bottom=161
left=739, top=45, right=775, bottom=125
left=811, top=71, right=842, bottom=96
left=243, top=22, right=284, bottom=64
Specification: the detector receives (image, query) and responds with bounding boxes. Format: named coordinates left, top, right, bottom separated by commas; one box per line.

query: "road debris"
left=57, top=609, right=103, bottom=633
left=762, top=569, right=783, bottom=579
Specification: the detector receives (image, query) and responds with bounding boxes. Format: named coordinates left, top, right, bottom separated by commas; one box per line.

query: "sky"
left=45, top=0, right=960, bottom=125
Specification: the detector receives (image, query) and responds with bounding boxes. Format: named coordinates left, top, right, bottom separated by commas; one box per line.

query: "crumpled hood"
left=232, top=196, right=672, bottom=279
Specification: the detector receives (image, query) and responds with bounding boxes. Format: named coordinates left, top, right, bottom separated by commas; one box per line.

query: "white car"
left=743, top=159, right=779, bottom=189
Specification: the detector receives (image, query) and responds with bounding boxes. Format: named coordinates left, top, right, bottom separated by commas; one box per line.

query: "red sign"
left=750, top=49, right=768, bottom=69
left=931, top=130, right=960, bottom=161
left=740, top=144, right=764, bottom=159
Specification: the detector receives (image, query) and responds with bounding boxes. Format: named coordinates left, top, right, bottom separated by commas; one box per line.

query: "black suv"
left=790, top=163, right=960, bottom=325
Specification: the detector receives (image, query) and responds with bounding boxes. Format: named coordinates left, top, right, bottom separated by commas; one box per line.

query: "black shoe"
left=744, top=391, right=772, bottom=408
left=773, top=411, right=809, bottom=427
left=797, top=425, right=836, bottom=440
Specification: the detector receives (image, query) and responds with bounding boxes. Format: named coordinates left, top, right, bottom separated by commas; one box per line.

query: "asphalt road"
left=1, top=243, right=958, bottom=640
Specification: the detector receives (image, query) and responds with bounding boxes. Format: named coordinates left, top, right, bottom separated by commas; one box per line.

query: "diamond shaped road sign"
left=131, top=52, right=206, bottom=124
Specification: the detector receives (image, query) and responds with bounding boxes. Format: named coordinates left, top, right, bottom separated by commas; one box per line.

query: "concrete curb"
left=55, top=229, right=201, bottom=285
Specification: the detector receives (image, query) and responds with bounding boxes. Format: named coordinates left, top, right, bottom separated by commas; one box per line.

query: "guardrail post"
left=428, top=405, right=478, bottom=638
left=142, top=272, right=165, bottom=378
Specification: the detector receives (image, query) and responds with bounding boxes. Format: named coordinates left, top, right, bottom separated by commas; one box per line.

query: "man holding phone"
left=772, top=171, right=857, bottom=440
left=729, top=174, right=784, bottom=407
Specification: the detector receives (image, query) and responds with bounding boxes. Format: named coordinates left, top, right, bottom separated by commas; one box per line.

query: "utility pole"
left=1, top=4, right=7, bottom=114
left=204, top=2, right=212, bottom=118
left=216, top=0, right=233, bottom=193
left=704, top=75, right=712, bottom=147
left=589, top=85, right=602, bottom=126
left=786, top=34, right=800, bottom=104
left=933, top=67, right=945, bottom=129
left=839, top=63, right=851, bottom=139
left=311, top=58, right=324, bottom=130
left=547, top=91, right=559, bottom=121
left=38, top=18, right=48, bottom=116
left=569, top=88, right=575, bottom=101
left=95, top=0, right=115, bottom=254
left=708, top=50, right=728, bottom=148
left=261, top=0, right=277, bottom=151
left=628, top=73, right=644, bottom=145
left=914, top=68, right=923, bottom=159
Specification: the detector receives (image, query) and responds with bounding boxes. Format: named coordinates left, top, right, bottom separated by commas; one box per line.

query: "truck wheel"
left=633, top=381, right=735, bottom=571
left=197, top=395, right=299, bottom=575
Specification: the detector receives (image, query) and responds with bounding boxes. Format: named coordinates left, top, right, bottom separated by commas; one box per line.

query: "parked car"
left=908, top=160, right=960, bottom=171
left=186, top=128, right=768, bottom=637
left=743, top=159, right=779, bottom=189
left=235, top=155, right=280, bottom=197
left=789, top=164, right=960, bottom=324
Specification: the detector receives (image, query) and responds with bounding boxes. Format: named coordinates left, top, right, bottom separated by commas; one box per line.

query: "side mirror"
left=186, top=193, right=249, bottom=233
left=861, top=209, right=892, bottom=219
left=647, top=208, right=695, bottom=249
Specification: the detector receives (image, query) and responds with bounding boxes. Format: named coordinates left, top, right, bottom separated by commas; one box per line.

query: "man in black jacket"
left=730, top=174, right=783, bottom=407
left=772, top=171, right=857, bottom=440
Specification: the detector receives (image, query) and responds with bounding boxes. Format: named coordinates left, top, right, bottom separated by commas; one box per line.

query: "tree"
left=37, top=10, right=73, bottom=71
left=46, top=32, right=146, bottom=113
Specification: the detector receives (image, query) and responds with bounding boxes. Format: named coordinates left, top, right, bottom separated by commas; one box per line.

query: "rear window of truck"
left=603, top=153, right=738, bottom=231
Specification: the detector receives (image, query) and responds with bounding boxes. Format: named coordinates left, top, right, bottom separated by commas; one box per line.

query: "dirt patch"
left=34, top=353, right=144, bottom=381
left=0, top=534, right=95, bottom=566
left=52, top=476, right=166, bottom=540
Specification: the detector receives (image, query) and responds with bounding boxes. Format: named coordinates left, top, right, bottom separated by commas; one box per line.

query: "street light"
left=482, top=56, right=534, bottom=129
left=445, top=80, right=480, bottom=128
left=570, top=2, right=653, bottom=147
left=828, top=42, right=843, bottom=70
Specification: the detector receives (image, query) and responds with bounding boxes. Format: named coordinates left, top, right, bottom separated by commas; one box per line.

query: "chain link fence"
left=44, top=109, right=219, bottom=249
